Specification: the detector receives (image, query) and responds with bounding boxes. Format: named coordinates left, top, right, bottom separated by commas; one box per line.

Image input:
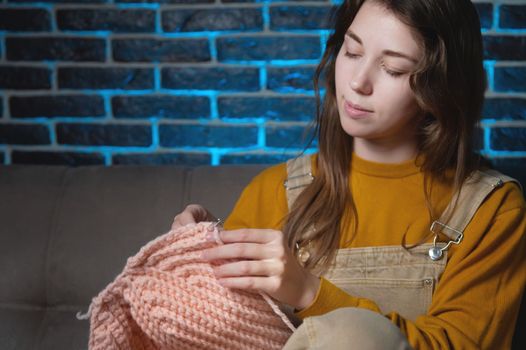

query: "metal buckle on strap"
left=430, top=221, right=463, bottom=242
left=428, top=221, right=464, bottom=261
left=492, top=179, right=504, bottom=188
left=284, top=172, right=314, bottom=190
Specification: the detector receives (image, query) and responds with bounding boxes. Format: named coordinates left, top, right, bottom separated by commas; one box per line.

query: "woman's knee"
left=283, top=307, right=413, bottom=350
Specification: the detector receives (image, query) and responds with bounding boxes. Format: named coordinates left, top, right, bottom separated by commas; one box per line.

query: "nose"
left=350, top=64, right=373, bottom=95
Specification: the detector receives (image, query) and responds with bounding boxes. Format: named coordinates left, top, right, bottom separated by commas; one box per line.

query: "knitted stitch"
left=79, top=222, right=295, bottom=350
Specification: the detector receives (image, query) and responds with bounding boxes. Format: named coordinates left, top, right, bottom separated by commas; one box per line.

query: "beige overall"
left=280, top=155, right=520, bottom=350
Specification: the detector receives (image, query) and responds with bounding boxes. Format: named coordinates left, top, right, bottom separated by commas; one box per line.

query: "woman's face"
left=335, top=1, right=424, bottom=152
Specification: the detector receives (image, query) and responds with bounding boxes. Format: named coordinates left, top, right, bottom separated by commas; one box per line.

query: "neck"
left=353, top=137, right=418, bottom=163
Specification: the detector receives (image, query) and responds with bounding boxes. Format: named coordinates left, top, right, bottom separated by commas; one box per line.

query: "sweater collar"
left=351, top=152, right=421, bottom=178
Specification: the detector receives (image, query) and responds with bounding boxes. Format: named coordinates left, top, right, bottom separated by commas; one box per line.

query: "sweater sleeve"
left=296, top=183, right=526, bottom=350
left=223, top=163, right=289, bottom=231
left=295, top=278, right=382, bottom=318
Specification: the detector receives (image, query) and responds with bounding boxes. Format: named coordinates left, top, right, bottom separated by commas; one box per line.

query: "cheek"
left=334, top=47, right=352, bottom=80
left=384, top=80, right=418, bottom=111
left=391, top=96, right=421, bottom=127
left=334, top=56, right=345, bottom=92
left=398, top=88, right=420, bottom=115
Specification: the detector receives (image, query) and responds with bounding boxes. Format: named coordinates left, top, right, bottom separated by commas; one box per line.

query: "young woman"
left=172, top=0, right=526, bottom=348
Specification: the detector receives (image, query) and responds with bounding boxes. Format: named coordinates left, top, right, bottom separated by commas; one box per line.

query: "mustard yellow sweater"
left=224, top=153, right=526, bottom=349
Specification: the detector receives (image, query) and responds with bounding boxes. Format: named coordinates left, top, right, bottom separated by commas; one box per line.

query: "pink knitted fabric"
left=80, top=222, right=295, bottom=350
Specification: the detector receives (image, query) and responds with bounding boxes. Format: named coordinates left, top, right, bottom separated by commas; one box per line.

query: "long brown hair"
left=283, top=0, right=487, bottom=271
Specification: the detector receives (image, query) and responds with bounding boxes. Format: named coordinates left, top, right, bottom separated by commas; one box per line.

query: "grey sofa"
left=1, top=164, right=524, bottom=349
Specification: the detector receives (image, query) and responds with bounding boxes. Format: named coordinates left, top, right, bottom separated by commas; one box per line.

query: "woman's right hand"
left=171, top=204, right=216, bottom=230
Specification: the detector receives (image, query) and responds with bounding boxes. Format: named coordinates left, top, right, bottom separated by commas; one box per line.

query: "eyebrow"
left=345, top=30, right=419, bottom=64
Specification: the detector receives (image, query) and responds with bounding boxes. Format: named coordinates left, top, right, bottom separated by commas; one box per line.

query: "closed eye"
left=344, top=50, right=406, bottom=78
left=381, top=62, right=405, bottom=77
left=384, top=69, right=404, bottom=77
left=344, top=51, right=361, bottom=59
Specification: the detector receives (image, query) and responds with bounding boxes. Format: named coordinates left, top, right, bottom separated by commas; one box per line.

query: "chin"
left=339, top=115, right=369, bottom=138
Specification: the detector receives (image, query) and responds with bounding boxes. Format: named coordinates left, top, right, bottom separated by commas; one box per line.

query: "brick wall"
left=0, top=0, right=524, bottom=166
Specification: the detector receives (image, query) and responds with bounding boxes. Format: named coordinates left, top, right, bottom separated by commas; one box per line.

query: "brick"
left=113, top=38, right=210, bottom=63
left=266, top=125, right=317, bottom=148
left=10, top=95, right=105, bottom=118
left=113, top=152, right=211, bottom=166
left=482, top=98, right=526, bottom=120
left=222, top=0, right=326, bottom=2
left=483, top=36, right=526, bottom=61
left=6, top=37, right=105, bottom=62
left=217, top=36, right=320, bottom=61
left=500, top=5, right=526, bottom=29
left=57, top=9, right=155, bottom=32
left=162, top=67, right=259, bottom=91
left=490, top=158, right=526, bottom=191
left=220, top=153, right=294, bottom=165
left=267, top=66, right=317, bottom=92
left=0, top=9, right=51, bottom=31
left=270, top=5, right=334, bottom=30
left=218, top=96, right=316, bottom=121
left=159, top=124, right=257, bottom=147
left=57, top=123, right=152, bottom=146
left=11, top=151, right=105, bottom=166
left=0, top=124, right=50, bottom=145
left=490, top=127, right=526, bottom=151
left=117, top=0, right=213, bottom=3
left=10, top=0, right=107, bottom=3
left=474, top=3, right=493, bottom=30
left=112, top=95, right=210, bottom=119
left=475, top=126, right=484, bottom=152
left=162, top=8, right=262, bottom=32
left=58, top=67, right=154, bottom=90
left=495, top=67, right=526, bottom=93
left=0, top=66, right=51, bottom=90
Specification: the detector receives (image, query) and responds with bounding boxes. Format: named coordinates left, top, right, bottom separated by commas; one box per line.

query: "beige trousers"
left=282, top=307, right=413, bottom=350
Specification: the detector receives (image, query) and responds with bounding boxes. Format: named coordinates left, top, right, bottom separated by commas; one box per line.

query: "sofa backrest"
left=0, top=164, right=266, bottom=349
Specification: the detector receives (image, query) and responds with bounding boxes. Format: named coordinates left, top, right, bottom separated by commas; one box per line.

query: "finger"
left=213, top=260, right=281, bottom=278
left=174, top=211, right=197, bottom=227
left=218, top=229, right=281, bottom=244
left=171, top=215, right=183, bottom=229
left=201, top=243, right=272, bottom=261
left=185, top=204, right=212, bottom=222
left=217, top=276, right=278, bottom=292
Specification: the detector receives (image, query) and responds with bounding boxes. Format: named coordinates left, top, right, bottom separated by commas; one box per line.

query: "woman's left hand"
left=201, top=228, right=321, bottom=310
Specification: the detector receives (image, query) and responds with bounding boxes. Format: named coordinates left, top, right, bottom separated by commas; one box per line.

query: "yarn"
left=80, top=222, right=295, bottom=350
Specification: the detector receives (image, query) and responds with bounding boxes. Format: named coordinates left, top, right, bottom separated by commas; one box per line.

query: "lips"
left=346, top=100, right=373, bottom=112
left=343, top=100, right=373, bottom=118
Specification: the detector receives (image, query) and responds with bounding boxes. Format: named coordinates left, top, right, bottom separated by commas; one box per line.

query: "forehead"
left=347, top=1, right=422, bottom=56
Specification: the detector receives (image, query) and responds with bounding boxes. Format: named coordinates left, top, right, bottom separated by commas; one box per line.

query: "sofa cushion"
left=0, top=308, right=46, bottom=350
left=0, top=166, right=66, bottom=306
left=187, top=164, right=268, bottom=219
left=45, top=166, right=190, bottom=308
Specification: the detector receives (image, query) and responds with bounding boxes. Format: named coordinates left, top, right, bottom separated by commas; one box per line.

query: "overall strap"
left=284, top=155, right=317, bottom=264
left=284, top=155, right=314, bottom=211
left=432, top=169, right=522, bottom=242
left=283, top=156, right=522, bottom=262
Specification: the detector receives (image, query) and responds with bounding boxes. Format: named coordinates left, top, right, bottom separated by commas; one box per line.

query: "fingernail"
left=205, top=232, right=215, bottom=242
